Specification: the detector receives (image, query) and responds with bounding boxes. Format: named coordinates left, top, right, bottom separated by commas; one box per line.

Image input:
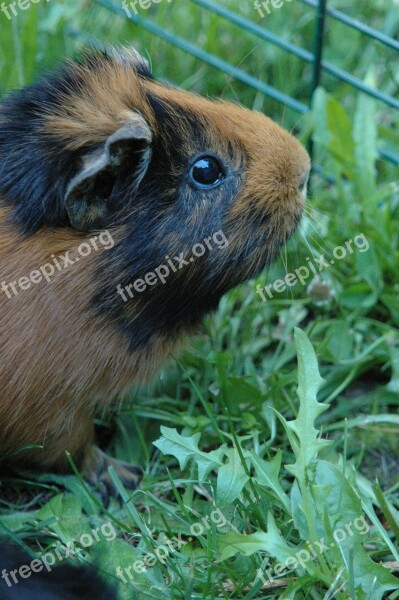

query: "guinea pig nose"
left=299, top=171, right=310, bottom=193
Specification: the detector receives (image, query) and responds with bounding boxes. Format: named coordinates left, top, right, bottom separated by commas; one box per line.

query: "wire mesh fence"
left=93, top=0, right=399, bottom=165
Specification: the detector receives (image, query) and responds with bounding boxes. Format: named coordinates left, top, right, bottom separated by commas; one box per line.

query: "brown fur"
left=0, top=207, right=178, bottom=469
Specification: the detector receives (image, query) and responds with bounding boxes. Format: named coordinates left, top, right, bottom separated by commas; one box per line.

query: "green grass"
left=0, top=1, right=398, bottom=598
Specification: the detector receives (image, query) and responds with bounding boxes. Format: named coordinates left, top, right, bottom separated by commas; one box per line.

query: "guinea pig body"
left=0, top=48, right=310, bottom=493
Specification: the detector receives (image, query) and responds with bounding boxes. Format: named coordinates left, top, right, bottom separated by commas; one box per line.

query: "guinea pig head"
left=0, top=48, right=310, bottom=350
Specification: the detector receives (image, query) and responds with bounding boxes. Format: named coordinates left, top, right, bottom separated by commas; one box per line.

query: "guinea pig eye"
left=189, top=155, right=225, bottom=189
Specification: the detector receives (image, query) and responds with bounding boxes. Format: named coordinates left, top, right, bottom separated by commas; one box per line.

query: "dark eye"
left=189, top=156, right=225, bottom=189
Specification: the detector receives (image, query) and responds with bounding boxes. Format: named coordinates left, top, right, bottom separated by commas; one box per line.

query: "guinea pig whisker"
left=280, top=242, right=289, bottom=275
left=238, top=45, right=259, bottom=68
left=222, top=80, right=240, bottom=103
left=303, top=205, right=319, bottom=219
left=303, top=231, right=332, bottom=259
left=300, top=214, right=330, bottom=254
left=303, top=205, right=326, bottom=223
left=303, top=214, right=318, bottom=230
left=307, top=206, right=326, bottom=218
left=299, top=230, right=318, bottom=260
left=300, top=216, right=336, bottom=256
left=309, top=234, right=337, bottom=257
left=289, top=236, right=300, bottom=275
left=290, top=113, right=309, bottom=136
left=280, top=105, right=287, bottom=129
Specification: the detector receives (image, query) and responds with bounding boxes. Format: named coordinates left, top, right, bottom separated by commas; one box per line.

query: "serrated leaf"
left=250, top=451, right=290, bottom=512
left=216, top=448, right=249, bottom=507
left=153, top=426, right=224, bottom=483
left=281, top=329, right=331, bottom=479
left=217, top=513, right=292, bottom=562
left=313, top=461, right=399, bottom=598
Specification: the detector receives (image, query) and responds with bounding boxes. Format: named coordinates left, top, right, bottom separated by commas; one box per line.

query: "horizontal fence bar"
left=95, top=0, right=308, bottom=113
left=300, top=0, right=399, bottom=52
left=322, top=63, right=399, bottom=110
left=378, top=148, right=399, bottom=165
left=191, top=0, right=399, bottom=110
left=192, top=0, right=314, bottom=61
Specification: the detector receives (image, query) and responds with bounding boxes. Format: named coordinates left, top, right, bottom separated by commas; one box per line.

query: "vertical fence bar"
left=310, top=0, right=328, bottom=102
left=308, top=0, right=328, bottom=175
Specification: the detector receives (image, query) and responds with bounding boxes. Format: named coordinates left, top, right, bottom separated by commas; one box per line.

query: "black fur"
left=0, top=545, right=116, bottom=599
left=0, top=65, right=85, bottom=233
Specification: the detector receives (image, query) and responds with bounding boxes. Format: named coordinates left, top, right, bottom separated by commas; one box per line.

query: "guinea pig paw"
left=81, top=445, right=143, bottom=507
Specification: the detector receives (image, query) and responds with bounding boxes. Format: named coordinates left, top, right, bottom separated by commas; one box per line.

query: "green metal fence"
left=94, top=0, right=398, bottom=165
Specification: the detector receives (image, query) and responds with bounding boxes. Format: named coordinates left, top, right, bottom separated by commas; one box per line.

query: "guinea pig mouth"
left=278, top=211, right=304, bottom=244
left=264, top=200, right=304, bottom=239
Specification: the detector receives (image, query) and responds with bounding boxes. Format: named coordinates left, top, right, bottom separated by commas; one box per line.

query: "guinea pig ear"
left=64, top=113, right=152, bottom=231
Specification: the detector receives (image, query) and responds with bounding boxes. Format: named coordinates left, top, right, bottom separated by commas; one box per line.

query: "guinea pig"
left=0, top=47, right=310, bottom=499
